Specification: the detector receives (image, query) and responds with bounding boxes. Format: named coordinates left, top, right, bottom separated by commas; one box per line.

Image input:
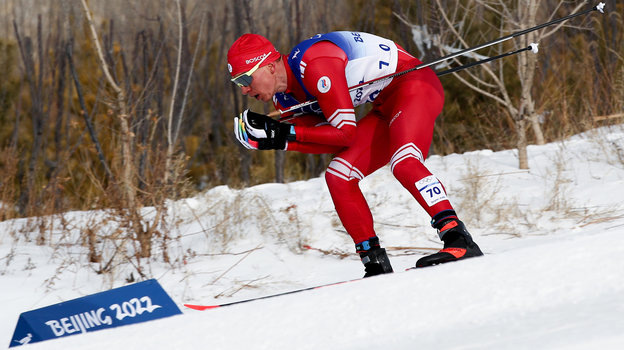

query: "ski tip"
left=184, top=304, right=220, bottom=311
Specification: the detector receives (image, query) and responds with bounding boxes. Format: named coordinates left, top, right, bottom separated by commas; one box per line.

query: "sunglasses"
left=231, top=52, right=272, bottom=87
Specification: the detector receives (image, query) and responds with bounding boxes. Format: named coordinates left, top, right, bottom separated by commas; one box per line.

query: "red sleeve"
left=291, top=41, right=357, bottom=147
left=286, top=142, right=345, bottom=154
left=280, top=114, right=345, bottom=154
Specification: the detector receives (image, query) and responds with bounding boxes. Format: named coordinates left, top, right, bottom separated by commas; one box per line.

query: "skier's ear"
left=267, top=61, right=276, bottom=74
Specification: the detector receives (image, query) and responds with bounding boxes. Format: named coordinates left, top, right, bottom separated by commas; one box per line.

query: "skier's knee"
left=390, top=143, right=425, bottom=179
left=325, top=158, right=363, bottom=190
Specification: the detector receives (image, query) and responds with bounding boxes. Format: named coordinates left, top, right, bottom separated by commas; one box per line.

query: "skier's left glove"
left=239, top=109, right=295, bottom=150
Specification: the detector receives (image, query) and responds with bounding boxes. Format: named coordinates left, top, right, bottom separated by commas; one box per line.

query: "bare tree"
left=13, top=15, right=54, bottom=218
left=80, top=0, right=137, bottom=205
left=79, top=0, right=165, bottom=260
left=401, top=0, right=588, bottom=169
left=165, top=0, right=205, bottom=185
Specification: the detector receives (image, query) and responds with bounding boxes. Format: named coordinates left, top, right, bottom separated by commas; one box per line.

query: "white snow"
left=2, top=126, right=624, bottom=349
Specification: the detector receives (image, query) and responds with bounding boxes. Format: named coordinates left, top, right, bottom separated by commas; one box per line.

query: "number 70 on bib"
left=416, top=175, right=449, bottom=207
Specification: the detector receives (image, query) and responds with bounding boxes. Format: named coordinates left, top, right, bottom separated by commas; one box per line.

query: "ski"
left=184, top=252, right=488, bottom=311
left=184, top=277, right=361, bottom=311
left=185, top=246, right=445, bottom=311
left=184, top=269, right=426, bottom=310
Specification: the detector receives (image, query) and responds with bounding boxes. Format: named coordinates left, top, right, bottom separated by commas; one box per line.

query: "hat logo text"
left=246, top=52, right=270, bottom=65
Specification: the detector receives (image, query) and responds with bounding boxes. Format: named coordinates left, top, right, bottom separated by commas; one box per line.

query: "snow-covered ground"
left=2, top=125, right=624, bottom=349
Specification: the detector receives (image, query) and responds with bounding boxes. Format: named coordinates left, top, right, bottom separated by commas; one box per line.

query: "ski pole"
left=436, top=43, right=539, bottom=77
left=267, top=2, right=605, bottom=117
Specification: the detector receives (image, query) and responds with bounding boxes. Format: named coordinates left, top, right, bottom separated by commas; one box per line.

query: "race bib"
left=416, top=175, right=448, bottom=207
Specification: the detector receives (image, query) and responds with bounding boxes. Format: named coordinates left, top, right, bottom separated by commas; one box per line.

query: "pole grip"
left=268, top=110, right=281, bottom=118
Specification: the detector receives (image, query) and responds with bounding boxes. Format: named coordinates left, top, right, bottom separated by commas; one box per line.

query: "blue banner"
left=9, top=279, right=181, bottom=347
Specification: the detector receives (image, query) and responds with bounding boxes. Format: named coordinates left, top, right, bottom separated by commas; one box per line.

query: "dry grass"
left=456, top=157, right=504, bottom=227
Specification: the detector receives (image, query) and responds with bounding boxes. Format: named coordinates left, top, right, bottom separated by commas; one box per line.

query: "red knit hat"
left=227, top=34, right=280, bottom=78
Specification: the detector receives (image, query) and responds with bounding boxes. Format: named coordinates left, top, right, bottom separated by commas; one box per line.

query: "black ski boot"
left=356, top=237, right=394, bottom=277
left=416, top=219, right=483, bottom=268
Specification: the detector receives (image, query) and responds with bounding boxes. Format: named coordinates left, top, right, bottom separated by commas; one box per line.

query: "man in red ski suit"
left=228, top=32, right=482, bottom=276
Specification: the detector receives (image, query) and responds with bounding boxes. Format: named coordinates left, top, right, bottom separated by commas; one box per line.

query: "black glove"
left=236, top=109, right=295, bottom=150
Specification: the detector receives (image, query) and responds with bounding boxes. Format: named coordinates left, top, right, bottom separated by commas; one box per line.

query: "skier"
left=228, top=32, right=483, bottom=277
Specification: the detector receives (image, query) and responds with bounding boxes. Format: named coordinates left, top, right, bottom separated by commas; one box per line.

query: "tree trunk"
left=529, top=112, right=545, bottom=145
left=518, top=0, right=545, bottom=146
left=516, top=117, right=529, bottom=169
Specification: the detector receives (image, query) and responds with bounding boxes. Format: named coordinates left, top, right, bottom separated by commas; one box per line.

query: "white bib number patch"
left=416, top=175, right=448, bottom=207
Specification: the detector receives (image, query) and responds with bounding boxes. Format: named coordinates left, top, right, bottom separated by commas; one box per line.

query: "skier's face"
left=239, top=63, right=276, bottom=103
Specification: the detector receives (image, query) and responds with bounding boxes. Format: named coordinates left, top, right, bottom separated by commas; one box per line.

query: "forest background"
left=0, top=0, right=622, bottom=260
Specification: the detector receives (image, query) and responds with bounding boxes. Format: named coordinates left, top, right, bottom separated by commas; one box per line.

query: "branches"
left=79, top=0, right=122, bottom=96
left=539, top=2, right=588, bottom=39
left=167, top=0, right=184, bottom=152
left=164, top=1, right=206, bottom=186
left=432, top=0, right=514, bottom=111
left=66, top=42, right=114, bottom=182
left=80, top=0, right=137, bottom=208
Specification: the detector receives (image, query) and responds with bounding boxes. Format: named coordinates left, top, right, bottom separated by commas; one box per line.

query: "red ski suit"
left=274, top=32, right=453, bottom=244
